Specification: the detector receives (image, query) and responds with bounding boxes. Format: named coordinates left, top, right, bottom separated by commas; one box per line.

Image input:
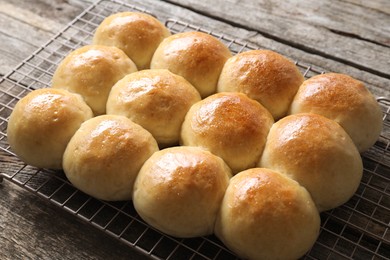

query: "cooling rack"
left=0, top=0, right=389, bottom=259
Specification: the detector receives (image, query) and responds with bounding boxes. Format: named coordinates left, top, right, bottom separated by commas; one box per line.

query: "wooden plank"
left=0, top=13, right=51, bottom=76
left=161, top=0, right=390, bottom=79
left=0, top=178, right=149, bottom=259
left=0, top=150, right=150, bottom=259
left=0, top=0, right=87, bottom=76
left=343, top=0, right=390, bottom=13
left=0, top=0, right=85, bottom=25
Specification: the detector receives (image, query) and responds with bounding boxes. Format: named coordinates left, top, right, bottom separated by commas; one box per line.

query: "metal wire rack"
left=0, top=0, right=389, bottom=259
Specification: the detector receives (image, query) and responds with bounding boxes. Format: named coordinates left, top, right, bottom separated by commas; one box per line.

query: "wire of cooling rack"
left=0, top=0, right=389, bottom=259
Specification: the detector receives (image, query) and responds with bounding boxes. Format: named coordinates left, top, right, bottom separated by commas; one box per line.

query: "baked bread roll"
left=289, top=73, right=383, bottom=152
left=133, top=146, right=231, bottom=238
left=217, top=50, right=304, bottom=120
left=93, top=12, right=171, bottom=70
left=181, top=92, right=274, bottom=173
left=106, top=69, right=201, bottom=147
left=63, top=115, right=159, bottom=201
left=215, top=168, right=320, bottom=260
left=52, top=45, right=137, bottom=115
left=7, top=88, right=93, bottom=169
left=150, top=31, right=232, bottom=98
left=259, top=113, right=363, bottom=212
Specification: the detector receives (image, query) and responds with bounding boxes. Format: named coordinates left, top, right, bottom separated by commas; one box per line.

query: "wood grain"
left=161, top=0, right=390, bottom=77
left=0, top=179, right=149, bottom=259
left=0, top=0, right=86, bottom=77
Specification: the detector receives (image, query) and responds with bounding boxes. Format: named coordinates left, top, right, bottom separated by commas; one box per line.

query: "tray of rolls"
left=0, top=0, right=389, bottom=259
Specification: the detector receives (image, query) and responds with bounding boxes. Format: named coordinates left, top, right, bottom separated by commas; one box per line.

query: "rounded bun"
left=52, top=45, right=137, bottom=115
left=93, top=12, right=171, bottom=70
left=259, top=113, right=363, bottom=212
left=217, top=50, right=304, bottom=120
left=181, top=92, right=274, bottom=173
left=106, top=69, right=201, bottom=147
left=215, top=168, right=320, bottom=260
left=133, top=146, right=231, bottom=238
left=150, top=31, right=232, bottom=98
left=7, top=88, right=93, bottom=169
left=63, top=115, right=159, bottom=201
left=289, top=73, right=383, bottom=152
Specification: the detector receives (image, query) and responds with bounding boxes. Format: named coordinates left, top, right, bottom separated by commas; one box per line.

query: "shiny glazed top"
left=217, top=49, right=304, bottom=120
left=52, top=45, right=137, bottom=115
left=93, top=12, right=171, bottom=70
left=62, top=115, right=159, bottom=201
left=291, top=73, right=371, bottom=112
left=151, top=31, right=232, bottom=97
left=181, top=92, right=274, bottom=173
left=132, top=146, right=232, bottom=237
left=186, top=92, right=273, bottom=148
left=136, top=146, right=232, bottom=200
left=106, top=69, right=201, bottom=146
left=6, top=88, right=93, bottom=169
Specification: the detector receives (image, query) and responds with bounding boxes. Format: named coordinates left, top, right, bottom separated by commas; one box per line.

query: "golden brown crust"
left=181, top=92, right=274, bottom=173
left=215, top=168, right=320, bottom=260
left=292, top=73, right=365, bottom=110
left=63, top=115, right=159, bottom=201
left=52, top=45, right=137, bottom=115
left=93, top=12, right=171, bottom=70
left=150, top=31, right=232, bottom=98
left=133, top=146, right=232, bottom=237
left=217, top=50, right=304, bottom=120
left=7, top=88, right=93, bottom=169
left=106, top=69, right=201, bottom=147
left=289, top=73, right=383, bottom=152
left=259, top=113, right=363, bottom=211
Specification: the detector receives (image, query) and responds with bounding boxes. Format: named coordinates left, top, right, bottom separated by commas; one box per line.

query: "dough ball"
left=63, top=115, right=159, bottom=201
left=215, top=168, right=320, bottom=260
left=106, top=69, right=201, bottom=147
left=93, top=12, right=171, bottom=70
left=151, top=31, right=232, bottom=98
left=7, top=88, right=93, bottom=169
left=133, top=146, right=231, bottom=238
left=52, top=45, right=137, bottom=115
left=181, top=92, right=274, bottom=173
left=217, top=49, right=304, bottom=120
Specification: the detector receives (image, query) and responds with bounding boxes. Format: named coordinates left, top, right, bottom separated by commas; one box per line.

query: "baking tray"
left=0, top=0, right=389, bottom=259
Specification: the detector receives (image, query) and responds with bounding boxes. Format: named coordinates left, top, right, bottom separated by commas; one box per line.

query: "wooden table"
left=1, top=0, right=389, bottom=259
